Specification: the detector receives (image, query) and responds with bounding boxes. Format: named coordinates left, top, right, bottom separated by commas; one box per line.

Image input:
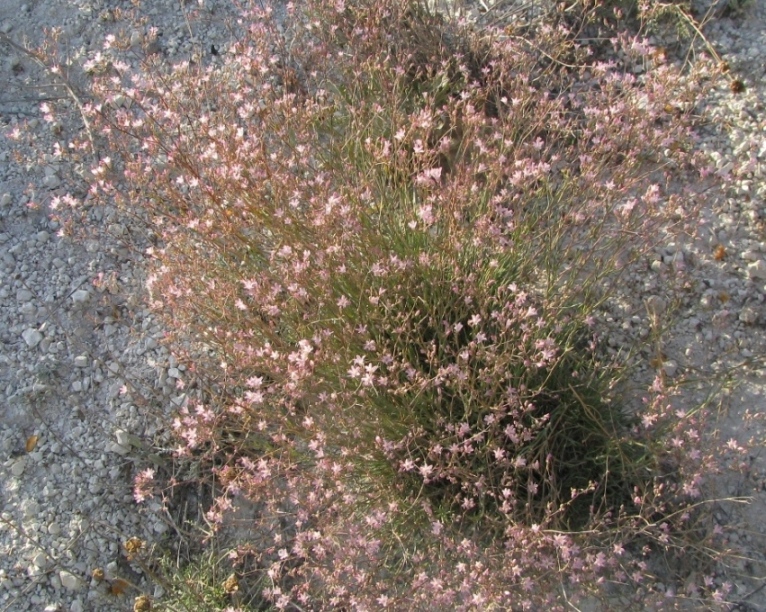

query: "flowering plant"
left=35, top=0, right=747, bottom=607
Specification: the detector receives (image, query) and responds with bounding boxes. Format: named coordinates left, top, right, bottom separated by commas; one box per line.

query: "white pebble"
left=21, top=328, right=42, bottom=348
left=59, top=570, right=81, bottom=591
left=74, top=355, right=89, bottom=368
left=32, top=552, right=48, bottom=569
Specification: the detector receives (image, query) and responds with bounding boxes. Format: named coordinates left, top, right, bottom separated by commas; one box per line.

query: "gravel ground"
left=0, top=0, right=765, bottom=610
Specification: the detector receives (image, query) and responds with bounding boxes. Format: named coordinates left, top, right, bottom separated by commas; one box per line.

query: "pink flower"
left=416, top=204, right=435, bottom=226
left=133, top=468, right=155, bottom=503
left=245, top=390, right=264, bottom=404
left=246, top=376, right=263, bottom=388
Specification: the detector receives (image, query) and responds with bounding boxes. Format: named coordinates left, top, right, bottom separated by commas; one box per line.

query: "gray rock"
left=662, top=360, right=679, bottom=377
left=16, top=289, right=33, bottom=301
left=70, top=289, right=90, bottom=304
left=10, top=458, right=26, bottom=477
left=42, top=174, right=61, bottom=189
left=109, top=442, right=130, bottom=456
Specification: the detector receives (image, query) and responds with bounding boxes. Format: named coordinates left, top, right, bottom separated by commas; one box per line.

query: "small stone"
left=109, top=223, right=126, bottom=236
left=109, top=442, right=130, bottom=456
left=0, top=193, right=11, bottom=207
left=105, top=562, right=119, bottom=579
left=171, top=394, right=187, bottom=408
left=739, top=307, right=758, bottom=324
left=32, top=552, right=48, bottom=569
left=671, top=251, right=686, bottom=271
left=36, top=231, right=50, bottom=244
left=712, top=310, right=730, bottom=327
left=111, top=94, right=127, bottom=109
left=167, top=367, right=180, bottom=379
left=747, top=260, right=766, bottom=280
left=42, top=174, right=61, bottom=189
left=59, top=570, right=81, bottom=591
left=71, top=289, right=91, bottom=304
left=70, top=599, right=84, bottom=612
left=115, top=429, right=130, bottom=446
left=21, top=500, right=38, bottom=518
left=700, top=292, right=715, bottom=309
left=11, top=459, right=26, bottom=477
left=662, top=360, right=678, bottom=377
left=22, top=328, right=43, bottom=348
left=74, top=355, right=89, bottom=368
left=129, top=30, right=143, bottom=48
left=16, top=289, right=33, bottom=301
